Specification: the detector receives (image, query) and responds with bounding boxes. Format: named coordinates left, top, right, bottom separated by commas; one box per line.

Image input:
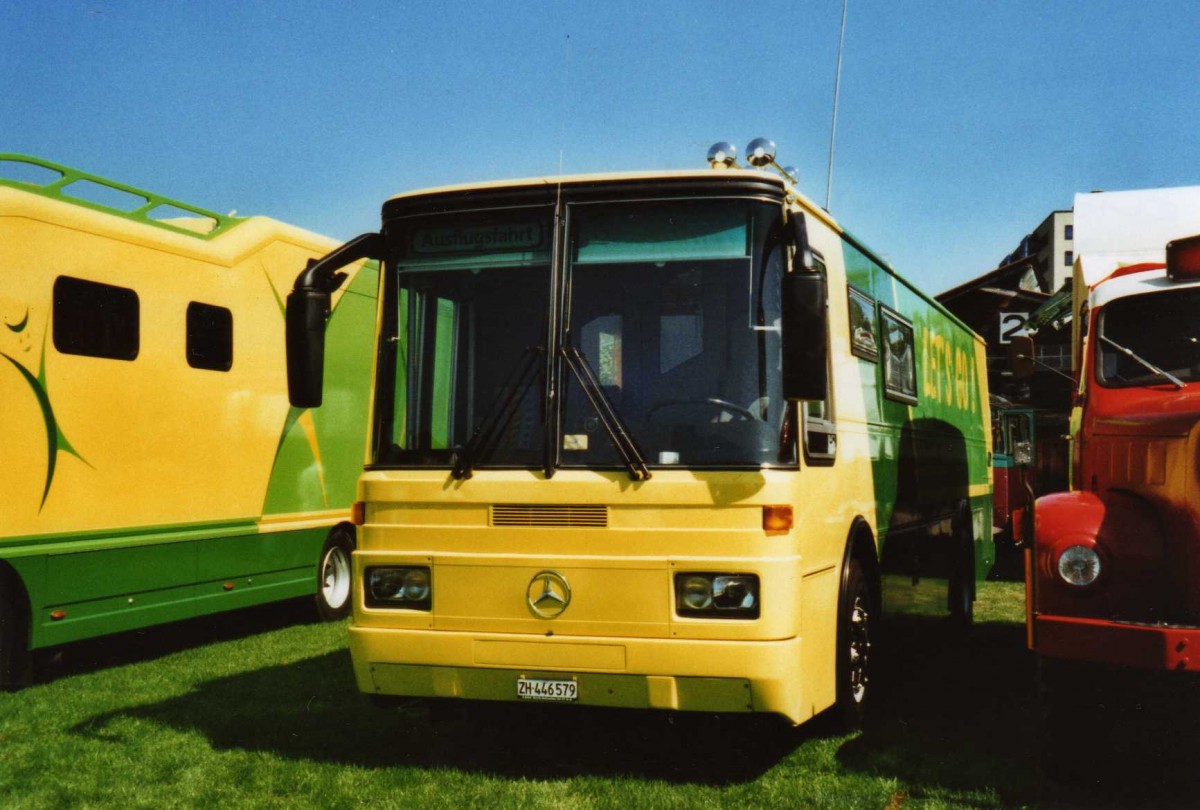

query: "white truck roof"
left=1074, top=186, right=1200, bottom=287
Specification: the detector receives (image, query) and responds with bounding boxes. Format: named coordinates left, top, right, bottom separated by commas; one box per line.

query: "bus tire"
left=834, top=557, right=873, bottom=731
left=0, top=570, right=32, bottom=691
left=315, top=525, right=355, bottom=621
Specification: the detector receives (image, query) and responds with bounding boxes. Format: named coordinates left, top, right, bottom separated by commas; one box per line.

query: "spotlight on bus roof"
left=707, top=142, right=739, bottom=169
left=746, top=138, right=777, bottom=167
left=744, top=138, right=797, bottom=184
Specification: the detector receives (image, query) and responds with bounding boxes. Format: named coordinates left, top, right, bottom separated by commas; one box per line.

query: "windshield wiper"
left=451, top=345, right=545, bottom=480
left=560, top=345, right=651, bottom=481
left=1100, top=334, right=1185, bottom=389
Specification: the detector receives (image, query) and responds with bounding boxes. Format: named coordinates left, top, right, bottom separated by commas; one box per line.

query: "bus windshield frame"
left=370, top=185, right=797, bottom=473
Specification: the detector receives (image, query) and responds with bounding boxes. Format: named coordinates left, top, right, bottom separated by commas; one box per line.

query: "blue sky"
left=4, top=1, right=1199, bottom=293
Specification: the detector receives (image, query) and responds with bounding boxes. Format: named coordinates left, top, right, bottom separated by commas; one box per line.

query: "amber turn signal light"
left=763, top=505, right=793, bottom=532
left=351, top=501, right=366, bottom=526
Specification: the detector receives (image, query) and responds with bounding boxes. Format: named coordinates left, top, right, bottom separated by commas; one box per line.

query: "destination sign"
left=411, top=224, right=543, bottom=255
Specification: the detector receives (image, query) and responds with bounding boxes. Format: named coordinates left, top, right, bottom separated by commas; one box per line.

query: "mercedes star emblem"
left=526, top=570, right=571, bottom=619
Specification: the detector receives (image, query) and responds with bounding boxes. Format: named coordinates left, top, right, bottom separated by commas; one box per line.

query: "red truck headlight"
left=1056, top=545, right=1101, bottom=587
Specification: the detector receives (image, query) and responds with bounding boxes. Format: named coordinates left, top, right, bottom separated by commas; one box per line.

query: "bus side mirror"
left=788, top=209, right=815, bottom=271
left=287, top=285, right=332, bottom=408
left=781, top=271, right=829, bottom=401
left=286, top=232, right=384, bottom=408
left=1009, top=335, right=1035, bottom=379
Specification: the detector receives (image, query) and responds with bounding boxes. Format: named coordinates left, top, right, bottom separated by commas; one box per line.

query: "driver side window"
left=803, top=251, right=836, bottom=463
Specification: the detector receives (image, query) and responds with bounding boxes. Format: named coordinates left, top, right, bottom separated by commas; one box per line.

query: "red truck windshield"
left=1097, top=287, right=1200, bottom=388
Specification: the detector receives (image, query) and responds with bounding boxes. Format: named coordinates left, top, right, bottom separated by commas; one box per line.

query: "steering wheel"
left=647, top=397, right=759, bottom=423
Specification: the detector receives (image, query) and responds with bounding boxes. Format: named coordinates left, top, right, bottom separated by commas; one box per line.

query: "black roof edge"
left=381, top=174, right=787, bottom=220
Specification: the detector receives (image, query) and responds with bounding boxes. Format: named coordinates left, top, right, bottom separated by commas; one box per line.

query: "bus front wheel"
left=315, top=526, right=355, bottom=621
left=834, top=557, right=873, bottom=731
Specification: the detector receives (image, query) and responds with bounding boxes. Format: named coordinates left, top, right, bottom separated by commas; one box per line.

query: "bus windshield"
left=562, top=198, right=791, bottom=468
left=1097, top=287, right=1200, bottom=388
left=372, top=196, right=793, bottom=470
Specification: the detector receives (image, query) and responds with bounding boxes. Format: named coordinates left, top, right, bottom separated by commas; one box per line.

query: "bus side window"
left=880, top=305, right=917, bottom=404
left=186, top=302, right=233, bottom=372
left=53, top=275, right=139, bottom=361
left=803, top=396, right=836, bottom=462
left=847, top=287, right=879, bottom=362
left=803, top=250, right=836, bottom=462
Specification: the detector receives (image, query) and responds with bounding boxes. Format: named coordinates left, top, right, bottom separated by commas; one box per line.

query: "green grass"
left=1, top=583, right=1196, bottom=809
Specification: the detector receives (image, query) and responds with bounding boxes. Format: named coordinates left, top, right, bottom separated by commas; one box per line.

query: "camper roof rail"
left=0, top=153, right=243, bottom=239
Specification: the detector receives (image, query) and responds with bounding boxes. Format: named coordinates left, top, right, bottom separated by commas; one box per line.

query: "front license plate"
left=517, top=676, right=578, bottom=702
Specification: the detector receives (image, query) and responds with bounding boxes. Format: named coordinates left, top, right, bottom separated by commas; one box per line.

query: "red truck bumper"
left=1035, top=615, right=1200, bottom=671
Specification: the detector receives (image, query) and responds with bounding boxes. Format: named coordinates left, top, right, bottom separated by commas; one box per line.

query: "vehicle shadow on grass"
left=33, top=598, right=319, bottom=685
left=840, top=614, right=1200, bottom=809
left=63, top=609, right=1200, bottom=800
left=70, top=646, right=820, bottom=785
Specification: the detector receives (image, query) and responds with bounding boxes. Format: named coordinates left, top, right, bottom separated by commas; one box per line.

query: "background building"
left=938, top=251, right=1073, bottom=505
left=998, top=210, right=1075, bottom=292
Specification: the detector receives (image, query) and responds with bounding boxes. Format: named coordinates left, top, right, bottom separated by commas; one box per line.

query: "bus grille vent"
left=491, top=504, right=608, bottom=528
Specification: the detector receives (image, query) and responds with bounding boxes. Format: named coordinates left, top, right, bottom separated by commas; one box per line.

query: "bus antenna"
left=825, top=0, right=848, bottom=212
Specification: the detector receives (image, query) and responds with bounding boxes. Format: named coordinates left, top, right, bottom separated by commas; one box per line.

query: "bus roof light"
left=707, top=142, right=739, bottom=169
left=746, top=138, right=777, bottom=167
left=1166, top=233, right=1200, bottom=281
left=745, top=138, right=798, bottom=183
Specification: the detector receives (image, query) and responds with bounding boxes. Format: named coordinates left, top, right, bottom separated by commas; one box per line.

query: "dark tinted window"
left=375, top=206, right=554, bottom=467
left=53, top=276, right=139, bottom=360
left=561, top=198, right=793, bottom=469
left=1098, top=288, right=1200, bottom=388
left=187, top=302, right=233, bottom=371
left=881, top=306, right=917, bottom=403
left=847, top=287, right=879, bottom=361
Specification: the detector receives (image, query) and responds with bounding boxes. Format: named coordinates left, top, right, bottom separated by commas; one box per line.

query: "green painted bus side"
left=842, top=238, right=994, bottom=586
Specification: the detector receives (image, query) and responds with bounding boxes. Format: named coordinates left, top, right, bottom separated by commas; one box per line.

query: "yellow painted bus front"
left=351, top=470, right=843, bottom=723
left=309, top=169, right=991, bottom=726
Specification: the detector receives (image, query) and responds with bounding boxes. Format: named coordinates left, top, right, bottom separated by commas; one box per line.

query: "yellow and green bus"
left=0, top=155, right=376, bottom=687
left=287, top=144, right=992, bottom=726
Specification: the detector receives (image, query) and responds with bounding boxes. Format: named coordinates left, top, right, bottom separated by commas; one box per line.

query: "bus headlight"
left=1057, top=545, right=1101, bottom=587
left=680, top=576, right=713, bottom=610
left=675, top=573, right=759, bottom=618
left=366, top=566, right=432, bottom=609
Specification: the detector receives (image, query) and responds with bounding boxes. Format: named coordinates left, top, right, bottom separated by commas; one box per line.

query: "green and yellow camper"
left=0, top=155, right=375, bottom=687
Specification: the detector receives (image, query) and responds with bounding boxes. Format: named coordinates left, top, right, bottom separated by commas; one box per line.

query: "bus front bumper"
left=1035, top=614, right=1200, bottom=671
left=349, top=625, right=813, bottom=723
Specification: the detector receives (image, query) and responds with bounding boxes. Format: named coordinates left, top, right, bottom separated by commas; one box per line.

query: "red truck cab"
left=1029, top=234, right=1200, bottom=672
